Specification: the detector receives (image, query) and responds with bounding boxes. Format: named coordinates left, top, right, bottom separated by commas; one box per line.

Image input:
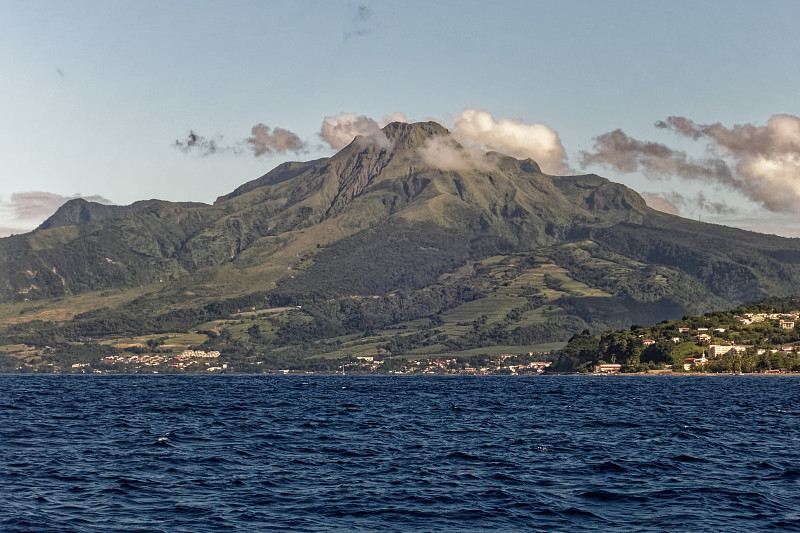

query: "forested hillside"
left=554, top=298, right=800, bottom=373
left=3, top=122, right=800, bottom=372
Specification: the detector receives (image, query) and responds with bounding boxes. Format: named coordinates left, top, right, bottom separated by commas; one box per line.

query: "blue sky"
left=2, top=1, right=800, bottom=236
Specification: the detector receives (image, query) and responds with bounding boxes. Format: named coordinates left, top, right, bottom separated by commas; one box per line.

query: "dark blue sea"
left=3, top=375, right=800, bottom=532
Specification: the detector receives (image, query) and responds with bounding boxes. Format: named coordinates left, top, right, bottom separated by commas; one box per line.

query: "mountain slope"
left=0, top=121, right=650, bottom=303
left=3, top=121, right=800, bottom=367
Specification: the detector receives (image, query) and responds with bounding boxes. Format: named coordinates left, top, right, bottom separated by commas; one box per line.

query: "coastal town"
left=16, top=349, right=227, bottom=374
left=590, top=310, right=800, bottom=374
left=341, top=355, right=552, bottom=375
left=12, top=347, right=554, bottom=375
left=5, top=307, right=800, bottom=375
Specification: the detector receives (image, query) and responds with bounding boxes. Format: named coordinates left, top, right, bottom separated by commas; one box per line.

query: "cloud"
left=4, top=191, right=112, bottom=221
left=379, top=112, right=408, bottom=127
left=173, top=131, right=237, bottom=156
left=417, top=136, right=495, bottom=172
left=642, top=191, right=736, bottom=216
left=582, top=114, right=800, bottom=212
left=247, top=124, right=305, bottom=156
left=641, top=192, right=680, bottom=215
left=319, top=113, right=391, bottom=150
left=580, top=129, right=733, bottom=180
left=0, top=192, right=114, bottom=235
left=449, top=109, right=570, bottom=174
left=344, top=3, right=375, bottom=40
left=656, top=115, right=800, bottom=156
left=0, top=226, right=29, bottom=238
left=175, top=124, right=306, bottom=157
left=693, top=191, right=737, bottom=216
left=318, top=109, right=569, bottom=173
left=703, top=212, right=800, bottom=238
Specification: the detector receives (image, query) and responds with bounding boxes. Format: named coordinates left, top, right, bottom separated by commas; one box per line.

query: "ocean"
left=2, top=374, right=800, bottom=532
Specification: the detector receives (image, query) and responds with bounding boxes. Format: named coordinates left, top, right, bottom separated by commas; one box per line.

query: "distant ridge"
left=38, top=198, right=207, bottom=230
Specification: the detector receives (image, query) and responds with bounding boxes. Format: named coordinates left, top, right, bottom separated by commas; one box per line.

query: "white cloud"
left=417, top=136, right=495, bottom=172
left=449, top=109, right=570, bottom=174
left=319, top=113, right=390, bottom=150
left=378, top=112, right=408, bottom=127
left=316, top=109, right=570, bottom=173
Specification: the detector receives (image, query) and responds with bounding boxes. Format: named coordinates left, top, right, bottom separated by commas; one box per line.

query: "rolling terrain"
left=3, top=121, right=800, bottom=371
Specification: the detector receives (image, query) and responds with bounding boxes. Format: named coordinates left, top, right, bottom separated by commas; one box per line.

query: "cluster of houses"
left=735, top=312, right=799, bottom=326
left=376, top=354, right=552, bottom=375
left=595, top=311, right=800, bottom=373
left=177, top=349, right=221, bottom=359
left=98, top=349, right=222, bottom=371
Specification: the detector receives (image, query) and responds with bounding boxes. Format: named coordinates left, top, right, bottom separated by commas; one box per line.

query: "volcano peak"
left=380, top=121, right=450, bottom=150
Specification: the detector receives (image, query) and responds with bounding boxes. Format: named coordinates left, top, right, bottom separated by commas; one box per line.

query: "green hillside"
left=3, top=121, right=800, bottom=373
left=554, top=298, right=800, bottom=373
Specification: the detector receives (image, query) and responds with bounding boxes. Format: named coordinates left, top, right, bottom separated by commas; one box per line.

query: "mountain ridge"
left=3, top=121, right=800, bottom=367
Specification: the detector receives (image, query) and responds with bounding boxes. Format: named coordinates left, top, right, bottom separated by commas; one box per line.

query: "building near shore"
left=595, top=364, right=622, bottom=373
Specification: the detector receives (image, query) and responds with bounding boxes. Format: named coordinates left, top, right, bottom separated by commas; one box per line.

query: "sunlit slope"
left=3, top=121, right=800, bottom=349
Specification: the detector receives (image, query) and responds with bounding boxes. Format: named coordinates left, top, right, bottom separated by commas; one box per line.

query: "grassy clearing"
left=0, top=343, right=41, bottom=360
left=518, top=263, right=611, bottom=298
left=511, top=307, right=553, bottom=327
left=101, top=331, right=209, bottom=348
left=0, top=285, right=155, bottom=325
left=227, top=318, right=281, bottom=343
left=164, top=332, right=208, bottom=346
left=314, top=341, right=385, bottom=359
left=427, top=343, right=565, bottom=358
left=441, top=295, right=528, bottom=324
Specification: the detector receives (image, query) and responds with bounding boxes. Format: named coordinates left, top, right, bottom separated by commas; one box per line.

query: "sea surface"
left=2, top=374, right=800, bottom=532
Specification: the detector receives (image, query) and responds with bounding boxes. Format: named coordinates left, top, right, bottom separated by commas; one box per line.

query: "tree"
left=553, top=330, right=600, bottom=371
left=641, top=339, right=674, bottom=365
left=247, top=324, right=262, bottom=341
left=146, top=337, right=163, bottom=350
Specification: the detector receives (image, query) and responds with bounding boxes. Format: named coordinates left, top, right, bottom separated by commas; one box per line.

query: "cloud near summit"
left=448, top=110, right=570, bottom=174
left=415, top=109, right=569, bottom=174
left=318, top=109, right=570, bottom=174
left=319, top=113, right=390, bottom=150
left=581, top=114, right=800, bottom=212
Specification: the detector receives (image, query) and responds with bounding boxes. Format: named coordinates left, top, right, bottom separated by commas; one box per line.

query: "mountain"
left=3, top=121, right=800, bottom=369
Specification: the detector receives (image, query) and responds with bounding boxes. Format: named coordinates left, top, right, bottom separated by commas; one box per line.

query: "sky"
left=2, top=1, right=800, bottom=237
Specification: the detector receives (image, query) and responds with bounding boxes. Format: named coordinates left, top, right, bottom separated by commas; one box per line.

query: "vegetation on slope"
left=554, top=298, right=800, bottom=373
left=3, top=122, right=800, bottom=372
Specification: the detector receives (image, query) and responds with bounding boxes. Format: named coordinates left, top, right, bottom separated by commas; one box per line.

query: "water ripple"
left=3, top=374, right=800, bottom=532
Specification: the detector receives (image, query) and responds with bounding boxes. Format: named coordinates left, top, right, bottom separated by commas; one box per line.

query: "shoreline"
left=2, top=371, right=800, bottom=377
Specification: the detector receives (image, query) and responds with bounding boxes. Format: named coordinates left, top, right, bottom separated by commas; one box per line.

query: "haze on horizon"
left=2, top=1, right=800, bottom=237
